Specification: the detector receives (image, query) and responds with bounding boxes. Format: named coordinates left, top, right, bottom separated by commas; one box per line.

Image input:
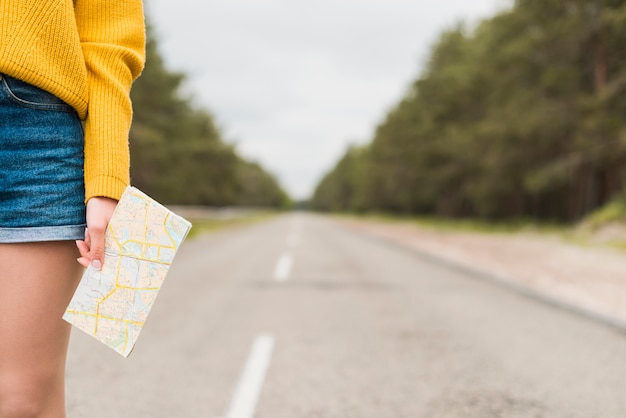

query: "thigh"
left=0, top=242, right=83, bottom=403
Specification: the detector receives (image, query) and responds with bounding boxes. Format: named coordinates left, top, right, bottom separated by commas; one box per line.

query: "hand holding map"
left=63, top=186, right=192, bottom=357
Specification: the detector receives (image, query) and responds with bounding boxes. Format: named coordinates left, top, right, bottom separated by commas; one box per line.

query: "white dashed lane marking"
left=273, top=253, right=293, bottom=282
left=224, top=334, right=275, bottom=418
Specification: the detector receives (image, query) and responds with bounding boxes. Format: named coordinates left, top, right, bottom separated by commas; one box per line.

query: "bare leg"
left=0, top=241, right=83, bottom=418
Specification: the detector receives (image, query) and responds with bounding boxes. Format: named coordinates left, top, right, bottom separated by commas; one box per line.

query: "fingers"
left=76, top=255, right=90, bottom=269
left=75, top=238, right=91, bottom=268
left=76, top=196, right=119, bottom=270
left=75, top=226, right=105, bottom=270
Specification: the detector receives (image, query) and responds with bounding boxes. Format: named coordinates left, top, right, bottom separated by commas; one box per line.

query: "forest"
left=128, top=24, right=290, bottom=208
left=311, top=0, right=626, bottom=222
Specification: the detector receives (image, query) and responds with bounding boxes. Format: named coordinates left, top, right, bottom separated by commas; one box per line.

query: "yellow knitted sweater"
left=0, top=0, right=146, bottom=201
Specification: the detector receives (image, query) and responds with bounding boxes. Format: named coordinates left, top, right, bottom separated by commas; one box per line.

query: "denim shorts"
left=0, top=74, right=86, bottom=243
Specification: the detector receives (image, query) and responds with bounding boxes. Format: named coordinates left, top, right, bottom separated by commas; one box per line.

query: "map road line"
left=224, top=334, right=275, bottom=418
left=273, top=253, right=293, bottom=282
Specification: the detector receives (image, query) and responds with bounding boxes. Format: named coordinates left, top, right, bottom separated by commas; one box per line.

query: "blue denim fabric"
left=0, top=74, right=86, bottom=242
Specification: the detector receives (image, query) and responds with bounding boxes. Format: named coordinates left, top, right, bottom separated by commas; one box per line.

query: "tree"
left=129, top=21, right=289, bottom=207
left=313, top=0, right=626, bottom=222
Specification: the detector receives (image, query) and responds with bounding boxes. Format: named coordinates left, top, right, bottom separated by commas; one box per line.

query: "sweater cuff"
left=85, top=175, right=128, bottom=202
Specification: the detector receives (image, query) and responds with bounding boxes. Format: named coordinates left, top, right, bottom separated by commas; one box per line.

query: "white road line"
left=273, top=253, right=293, bottom=282
left=225, top=334, right=275, bottom=418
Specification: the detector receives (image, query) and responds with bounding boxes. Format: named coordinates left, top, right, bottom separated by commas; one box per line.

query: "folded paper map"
left=63, top=186, right=192, bottom=357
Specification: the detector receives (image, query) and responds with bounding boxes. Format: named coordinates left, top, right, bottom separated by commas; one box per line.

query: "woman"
left=0, top=0, right=145, bottom=416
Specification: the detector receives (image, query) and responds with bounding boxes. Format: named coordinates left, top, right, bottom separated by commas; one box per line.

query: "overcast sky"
left=146, top=0, right=509, bottom=200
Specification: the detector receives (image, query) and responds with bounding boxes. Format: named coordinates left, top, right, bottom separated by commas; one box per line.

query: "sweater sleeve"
left=74, top=0, right=146, bottom=201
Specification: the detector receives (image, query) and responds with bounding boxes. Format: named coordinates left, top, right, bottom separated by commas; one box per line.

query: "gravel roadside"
left=337, top=217, right=626, bottom=329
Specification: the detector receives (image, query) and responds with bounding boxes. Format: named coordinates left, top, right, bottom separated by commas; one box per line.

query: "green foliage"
left=312, top=0, right=626, bottom=223
left=581, top=197, right=626, bottom=229
left=129, top=22, right=289, bottom=207
left=186, top=212, right=280, bottom=239
left=312, top=145, right=369, bottom=212
left=236, top=160, right=292, bottom=208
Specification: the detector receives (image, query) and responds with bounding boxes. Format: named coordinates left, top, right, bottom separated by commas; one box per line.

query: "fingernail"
left=92, top=259, right=102, bottom=271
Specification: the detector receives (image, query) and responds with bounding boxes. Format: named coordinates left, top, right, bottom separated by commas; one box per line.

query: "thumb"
left=87, top=225, right=106, bottom=270
left=85, top=196, right=118, bottom=270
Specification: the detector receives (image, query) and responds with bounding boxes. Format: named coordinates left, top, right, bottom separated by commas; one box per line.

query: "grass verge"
left=335, top=212, right=567, bottom=235
left=186, top=211, right=281, bottom=239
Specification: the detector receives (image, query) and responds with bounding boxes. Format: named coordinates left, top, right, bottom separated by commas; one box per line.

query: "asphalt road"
left=66, top=214, right=626, bottom=417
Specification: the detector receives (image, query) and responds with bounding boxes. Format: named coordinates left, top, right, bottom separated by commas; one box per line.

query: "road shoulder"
left=337, top=217, right=626, bottom=330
